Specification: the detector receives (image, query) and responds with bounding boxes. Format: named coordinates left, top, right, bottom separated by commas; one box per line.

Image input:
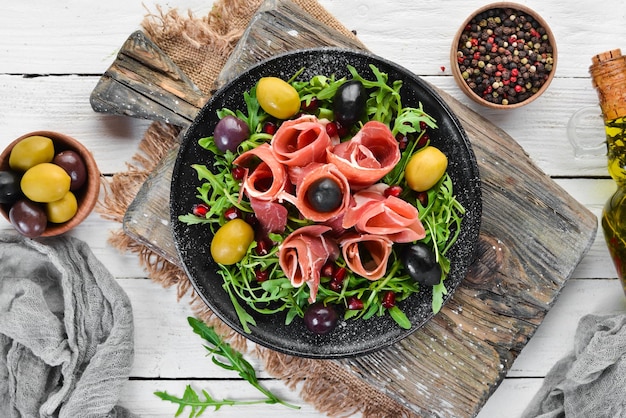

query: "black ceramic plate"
left=171, top=48, right=481, bottom=359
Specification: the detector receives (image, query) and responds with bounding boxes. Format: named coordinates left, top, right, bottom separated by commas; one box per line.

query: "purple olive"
left=213, top=115, right=250, bottom=153
left=9, top=199, right=47, bottom=238
left=53, top=150, right=86, bottom=191
left=304, top=302, right=338, bottom=335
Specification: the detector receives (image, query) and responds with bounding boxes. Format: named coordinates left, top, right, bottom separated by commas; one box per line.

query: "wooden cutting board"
left=337, top=89, right=598, bottom=416
left=91, top=29, right=597, bottom=417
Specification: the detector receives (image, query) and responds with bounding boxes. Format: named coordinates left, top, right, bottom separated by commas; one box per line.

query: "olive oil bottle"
left=590, top=49, right=626, bottom=294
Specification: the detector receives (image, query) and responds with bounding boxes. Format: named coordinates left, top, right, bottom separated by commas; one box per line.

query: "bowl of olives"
left=0, top=131, right=100, bottom=237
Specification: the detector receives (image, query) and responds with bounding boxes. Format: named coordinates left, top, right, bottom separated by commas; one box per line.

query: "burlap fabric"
left=99, top=0, right=417, bottom=416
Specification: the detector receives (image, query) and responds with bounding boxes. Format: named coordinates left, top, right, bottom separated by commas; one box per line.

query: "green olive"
left=404, top=146, right=448, bottom=192
left=210, top=218, right=255, bottom=265
left=21, top=163, right=71, bottom=202
left=46, top=191, right=77, bottom=223
left=9, top=135, right=55, bottom=172
left=256, top=77, right=301, bottom=119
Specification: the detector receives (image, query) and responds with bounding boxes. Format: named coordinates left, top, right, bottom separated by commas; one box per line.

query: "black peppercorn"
left=454, top=6, right=555, bottom=106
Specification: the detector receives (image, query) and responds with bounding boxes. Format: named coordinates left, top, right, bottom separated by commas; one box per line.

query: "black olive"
left=333, top=80, right=366, bottom=126
left=401, top=242, right=442, bottom=286
left=306, top=177, right=342, bottom=212
left=0, top=170, right=21, bottom=205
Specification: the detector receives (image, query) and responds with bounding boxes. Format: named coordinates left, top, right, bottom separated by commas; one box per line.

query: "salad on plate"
left=178, top=63, right=465, bottom=336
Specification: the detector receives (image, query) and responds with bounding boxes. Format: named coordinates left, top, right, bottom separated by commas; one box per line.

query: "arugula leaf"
left=388, top=306, right=412, bottom=329
left=155, top=318, right=300, bottom=416
left=431, top=280, right=448, bottom=314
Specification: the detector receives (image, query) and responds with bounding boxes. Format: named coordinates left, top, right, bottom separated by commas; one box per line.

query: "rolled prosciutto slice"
left=327, top=121, right=400, bottom=190
left=279, top=225, right=339, bottom=302
left=340, top=233, right=393, bottom=281
left=291, top=163, right=351, bottom=223
left=271, top=115, right=334, bottom=167
left=342, top=183, right=425, bottom=243
left=233, top=143, right=288, bottom=202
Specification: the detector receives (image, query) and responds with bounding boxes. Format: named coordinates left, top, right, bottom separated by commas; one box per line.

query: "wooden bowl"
left=0, top=131, right=100, bottom=237
left=450, top=2, right=557, bottom=109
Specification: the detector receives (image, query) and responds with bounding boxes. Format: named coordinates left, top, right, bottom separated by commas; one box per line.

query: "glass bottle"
left=589, top=49, right=626, bottom=294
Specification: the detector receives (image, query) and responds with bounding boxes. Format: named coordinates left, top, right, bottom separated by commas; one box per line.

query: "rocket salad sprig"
left=180, top=64, right=464, bottom=333
left=155, top=317, right=299, bottom=415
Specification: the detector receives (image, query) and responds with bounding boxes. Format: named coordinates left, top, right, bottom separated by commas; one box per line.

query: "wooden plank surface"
left=1, top=1, right=625, bottom=417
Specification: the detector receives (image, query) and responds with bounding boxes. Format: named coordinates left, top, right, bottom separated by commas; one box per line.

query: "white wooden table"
left=2, top=1, right=626, bottom=416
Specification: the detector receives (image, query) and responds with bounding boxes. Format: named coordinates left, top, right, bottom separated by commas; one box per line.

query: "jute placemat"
left=98, top=0, right=417, bottom=416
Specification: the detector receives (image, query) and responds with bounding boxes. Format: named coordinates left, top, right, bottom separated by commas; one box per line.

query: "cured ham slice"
left=279, top=225, right=339, bottom=302
left=340, top=233, right=393, bottom=281
left=271, top=115, right=334, bottom=167
left=343, top=183, right=425, bottom=243
left=327, top=121, right=400, bottom=190
left=291, top=163, right=351, bottom=223
left=233, top=143, right=288, bottom=202
left=249, top=197, right=288, bottom=234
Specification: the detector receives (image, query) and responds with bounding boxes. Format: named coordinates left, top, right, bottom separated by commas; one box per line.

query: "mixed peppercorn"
left=455, top=7, right=555, bottom=106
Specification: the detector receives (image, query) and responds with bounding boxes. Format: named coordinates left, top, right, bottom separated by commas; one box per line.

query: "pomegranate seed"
left=326, top=121, right=339, bottom=137
left=419, top=121, right=427, bottom=130
left=336, top=122, right=349, bottom=137
left=301, top=97, right=319, bottom=112
left=245, top=212, right=259, bottom=228
left=256, top=237, right=272, bottom=256
left=192, top=203, right=210, bottom=217
left=382, top=291, right=396, bottom=308
left=416, top=192, right=428, bottom=206
left=223, top=207, right=241, bottom=220
left=347, top=296, right=364, bottom=310
left=416, top=133, right=430, bottom=148
left=321, top=261, right=336, bottom=278
left=333, top=267, right=347, bottom=282
left=384, top=185, right=403, bottom=198
left=329, top=278, right=342, bottom=292
left=395, top=133, right=409, bottom=151
left=231, top=166, right=246, bottom=180
left=263, top=121, right=278, bottom=135
left=255, top=268, right=269, bottom=283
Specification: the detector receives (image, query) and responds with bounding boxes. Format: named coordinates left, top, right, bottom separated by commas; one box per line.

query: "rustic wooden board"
left=90, top=27, right=597, bottom=417
left=337, top=90, right=598, bottom=417
left=90, top=31, right=207, bottom=127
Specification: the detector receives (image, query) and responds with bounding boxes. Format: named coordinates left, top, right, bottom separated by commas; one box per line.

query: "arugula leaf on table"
left=154, top=317, right=300, bottom=417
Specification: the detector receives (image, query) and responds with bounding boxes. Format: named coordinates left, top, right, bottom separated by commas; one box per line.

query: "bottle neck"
left=590, top=50, right=626, bottom=122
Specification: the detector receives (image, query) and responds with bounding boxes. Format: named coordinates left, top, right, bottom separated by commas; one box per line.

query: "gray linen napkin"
left=522, top=312, right=626, bottom=418
left=0, top=233, right=136, bottom=418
